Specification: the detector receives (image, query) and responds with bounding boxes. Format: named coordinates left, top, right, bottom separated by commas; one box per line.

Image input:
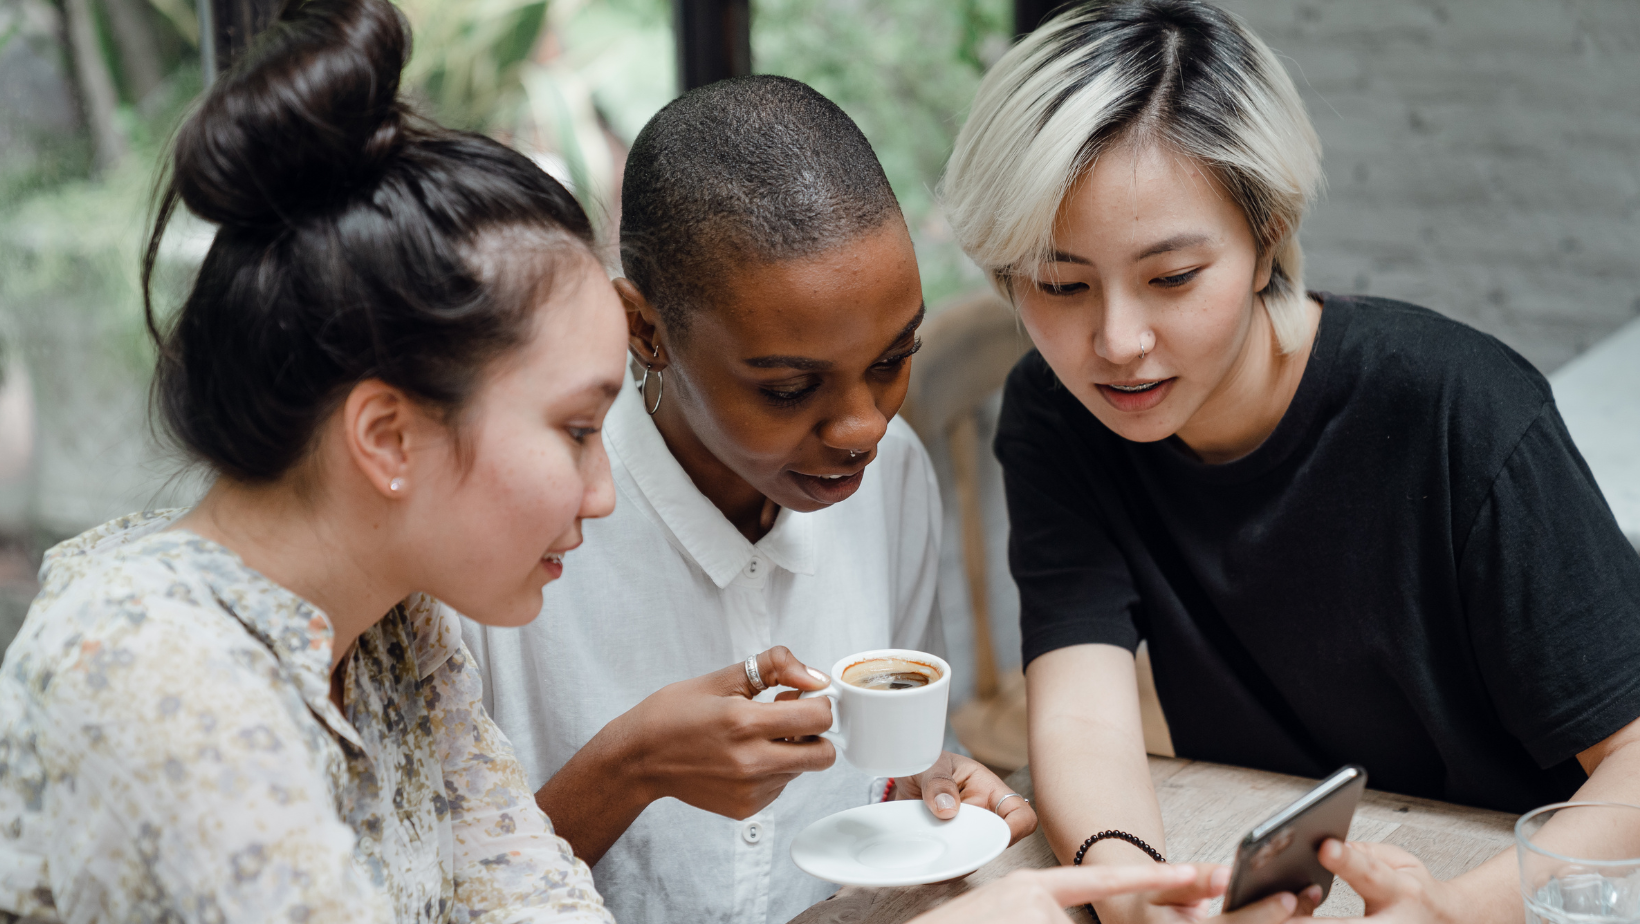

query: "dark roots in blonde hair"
left=943, top=0, right=1322, bottom=350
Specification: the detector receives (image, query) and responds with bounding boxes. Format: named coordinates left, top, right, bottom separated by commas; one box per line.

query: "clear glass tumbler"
left=1518, top=802, right=1640, bottom=923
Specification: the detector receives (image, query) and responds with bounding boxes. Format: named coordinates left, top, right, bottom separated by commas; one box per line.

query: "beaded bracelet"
left=1072, top=830, right=1166, bottom=923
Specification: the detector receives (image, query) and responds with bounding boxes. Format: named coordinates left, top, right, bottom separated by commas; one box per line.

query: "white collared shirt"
left=463, top=378, right=942, bottom=924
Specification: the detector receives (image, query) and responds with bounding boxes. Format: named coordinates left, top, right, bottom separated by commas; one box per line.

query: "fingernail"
left=1280, top=893, right=1297, bottom=912
left=807, top=668, right=828, bottom=683
left=935, top=793, right=957, bottom=811
left=1212, top=866, right=1230, bottom=888
left=1304, top=885, right=1324, bottom=903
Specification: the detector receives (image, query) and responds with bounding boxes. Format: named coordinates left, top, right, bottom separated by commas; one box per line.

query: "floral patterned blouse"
left=0, top=510, right=613, bottom=924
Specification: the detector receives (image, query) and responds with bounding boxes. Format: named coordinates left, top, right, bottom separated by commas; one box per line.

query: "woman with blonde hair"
left=941, top=2, right=1640, bottom=923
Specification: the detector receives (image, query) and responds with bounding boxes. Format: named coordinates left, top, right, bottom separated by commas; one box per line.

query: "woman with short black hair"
left=941, top=1, right=1640, bottom=922
left=465, top=75, right=1040, bottom=924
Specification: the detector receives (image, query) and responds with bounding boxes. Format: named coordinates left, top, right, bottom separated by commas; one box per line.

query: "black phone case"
left=1223, top=765, right=1367, bottom=912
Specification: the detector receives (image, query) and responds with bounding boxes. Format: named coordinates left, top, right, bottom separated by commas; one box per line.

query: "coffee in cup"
left=841, top=657, right=942, bottom=691
left=800, top=648, right=951, bottom=777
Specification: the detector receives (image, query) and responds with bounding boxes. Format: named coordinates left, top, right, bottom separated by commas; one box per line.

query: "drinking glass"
left=1518, top=802, right=1640, bottom=923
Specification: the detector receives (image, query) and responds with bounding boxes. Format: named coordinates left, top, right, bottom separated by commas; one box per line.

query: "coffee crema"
left=841, top=657, right=942, bottom=691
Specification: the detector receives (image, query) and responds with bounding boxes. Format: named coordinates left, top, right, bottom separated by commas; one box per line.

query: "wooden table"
left=789, top=757, right=1518, bottom=923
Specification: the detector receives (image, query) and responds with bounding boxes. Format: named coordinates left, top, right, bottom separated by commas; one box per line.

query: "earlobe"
left=343, top=380, right=413, bottom=498
left=614, top=277, right=670, bottom=370
left=1254, top=221, right=1287, bottom=293
left=1254, top=250, right=1276, bottom=294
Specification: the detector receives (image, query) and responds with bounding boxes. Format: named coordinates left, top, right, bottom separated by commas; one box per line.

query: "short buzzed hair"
left=619, top=75, right=901, bottom=331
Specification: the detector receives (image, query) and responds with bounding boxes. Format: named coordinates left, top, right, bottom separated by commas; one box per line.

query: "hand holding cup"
left=614, top=645, right=837, bottom=819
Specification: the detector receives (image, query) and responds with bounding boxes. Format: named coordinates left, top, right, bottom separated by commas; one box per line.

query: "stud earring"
left=389, top=477, right=405, bottom=492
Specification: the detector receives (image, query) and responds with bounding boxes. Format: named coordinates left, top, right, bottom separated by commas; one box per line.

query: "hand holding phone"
left=1223, top=765, right=1367, bottom=912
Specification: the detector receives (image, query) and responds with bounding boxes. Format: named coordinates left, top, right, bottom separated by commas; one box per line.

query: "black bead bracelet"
left=1072, top=830, right=1166, bottom=923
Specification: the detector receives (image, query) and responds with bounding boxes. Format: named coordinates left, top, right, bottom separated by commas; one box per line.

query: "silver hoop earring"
left=639, top=344, right=664, bottom=416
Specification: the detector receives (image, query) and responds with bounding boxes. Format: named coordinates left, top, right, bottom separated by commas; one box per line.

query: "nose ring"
left=849, top=450, right=862, bottom=459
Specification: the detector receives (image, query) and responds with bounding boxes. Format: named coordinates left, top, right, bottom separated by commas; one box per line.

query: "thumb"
left=1316, top=839, right=1402, bottom=911
left=1222, top=890, right=1300, bottom=923
left=919, top=770, right=962, bottom=819
left=714, top=647, right=829, bottom=698
left=759, top=646, right=830, bottom=692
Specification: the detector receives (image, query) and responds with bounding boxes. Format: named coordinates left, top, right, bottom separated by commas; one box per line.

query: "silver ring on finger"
left=744, top=654, right=768, bottom=693
left=992, top=792, right=1029, bottom=814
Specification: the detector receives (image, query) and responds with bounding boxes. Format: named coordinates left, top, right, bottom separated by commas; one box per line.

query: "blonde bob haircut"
left=941, top=0, right=1323, bottom=352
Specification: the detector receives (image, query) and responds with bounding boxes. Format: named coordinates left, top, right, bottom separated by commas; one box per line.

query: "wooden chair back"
left=899, top=290, right=1032, bottom=707
left=901, top=290, right=1174, bottom=771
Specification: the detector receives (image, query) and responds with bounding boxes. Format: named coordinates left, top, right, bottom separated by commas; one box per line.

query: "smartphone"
left=1223, top=764, right=1367, bottom=912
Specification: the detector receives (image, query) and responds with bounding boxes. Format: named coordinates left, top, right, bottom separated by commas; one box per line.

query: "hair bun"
left=173, top=0, right=410, bottom=228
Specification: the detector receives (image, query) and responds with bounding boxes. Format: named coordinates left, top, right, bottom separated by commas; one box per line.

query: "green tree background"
left=0, top=0, right=1007, bottom=538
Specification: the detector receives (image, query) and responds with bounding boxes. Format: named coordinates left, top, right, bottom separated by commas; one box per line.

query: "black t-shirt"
left=996, top=293, right=1640, bottom=813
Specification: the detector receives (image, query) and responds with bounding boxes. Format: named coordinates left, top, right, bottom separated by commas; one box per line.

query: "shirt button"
left=747, top=558, right=760, bottom=575
left=742, top=821, right=763, bottom=844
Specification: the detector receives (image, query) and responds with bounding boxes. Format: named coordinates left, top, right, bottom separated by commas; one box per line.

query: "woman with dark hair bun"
left=0, top=0, right=627, bottom=918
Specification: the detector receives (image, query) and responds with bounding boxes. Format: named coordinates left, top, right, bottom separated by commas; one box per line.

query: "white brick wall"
left=1220, top=0, right=1640, bottom=372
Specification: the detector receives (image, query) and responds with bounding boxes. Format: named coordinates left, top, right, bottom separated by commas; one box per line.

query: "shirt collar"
left=603, top=377, right=816, bottom=588
left=117, top=519, right=366, bottom=750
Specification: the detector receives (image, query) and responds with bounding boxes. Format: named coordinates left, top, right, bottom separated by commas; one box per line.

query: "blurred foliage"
left=1, top=68, right=206, bottom=373
left=402, top=0, right=1008, bottom=300
left=2, top=0, right=1007, bottom=386
left=398, top=0, right=671, bottom=237
left=0, top=0, right=1010, bottom=532
left=528, top=0, right=1009, bottom=303
left=754, top=0, right=1011, bottom=306
left=0, top=0, right=92, bottom=203
left=551, top=0, right=671, bottom=143
left=399, top=0, right=548, bottom=131
left=143, top=0, right=197, bottom=45
left=2, top=0, right=1006, bottom=361
left=0, top=0, right=202, bottom=381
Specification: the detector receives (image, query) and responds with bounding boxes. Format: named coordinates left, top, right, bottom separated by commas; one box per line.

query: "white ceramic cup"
left=800, top=648, right=950, bottom=778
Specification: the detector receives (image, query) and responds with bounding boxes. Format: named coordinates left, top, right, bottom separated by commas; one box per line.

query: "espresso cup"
left=800, top=648, right=950, bottom=778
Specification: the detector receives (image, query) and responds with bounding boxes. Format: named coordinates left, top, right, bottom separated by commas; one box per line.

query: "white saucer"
left=790, top=800, right=1011, bottom=887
